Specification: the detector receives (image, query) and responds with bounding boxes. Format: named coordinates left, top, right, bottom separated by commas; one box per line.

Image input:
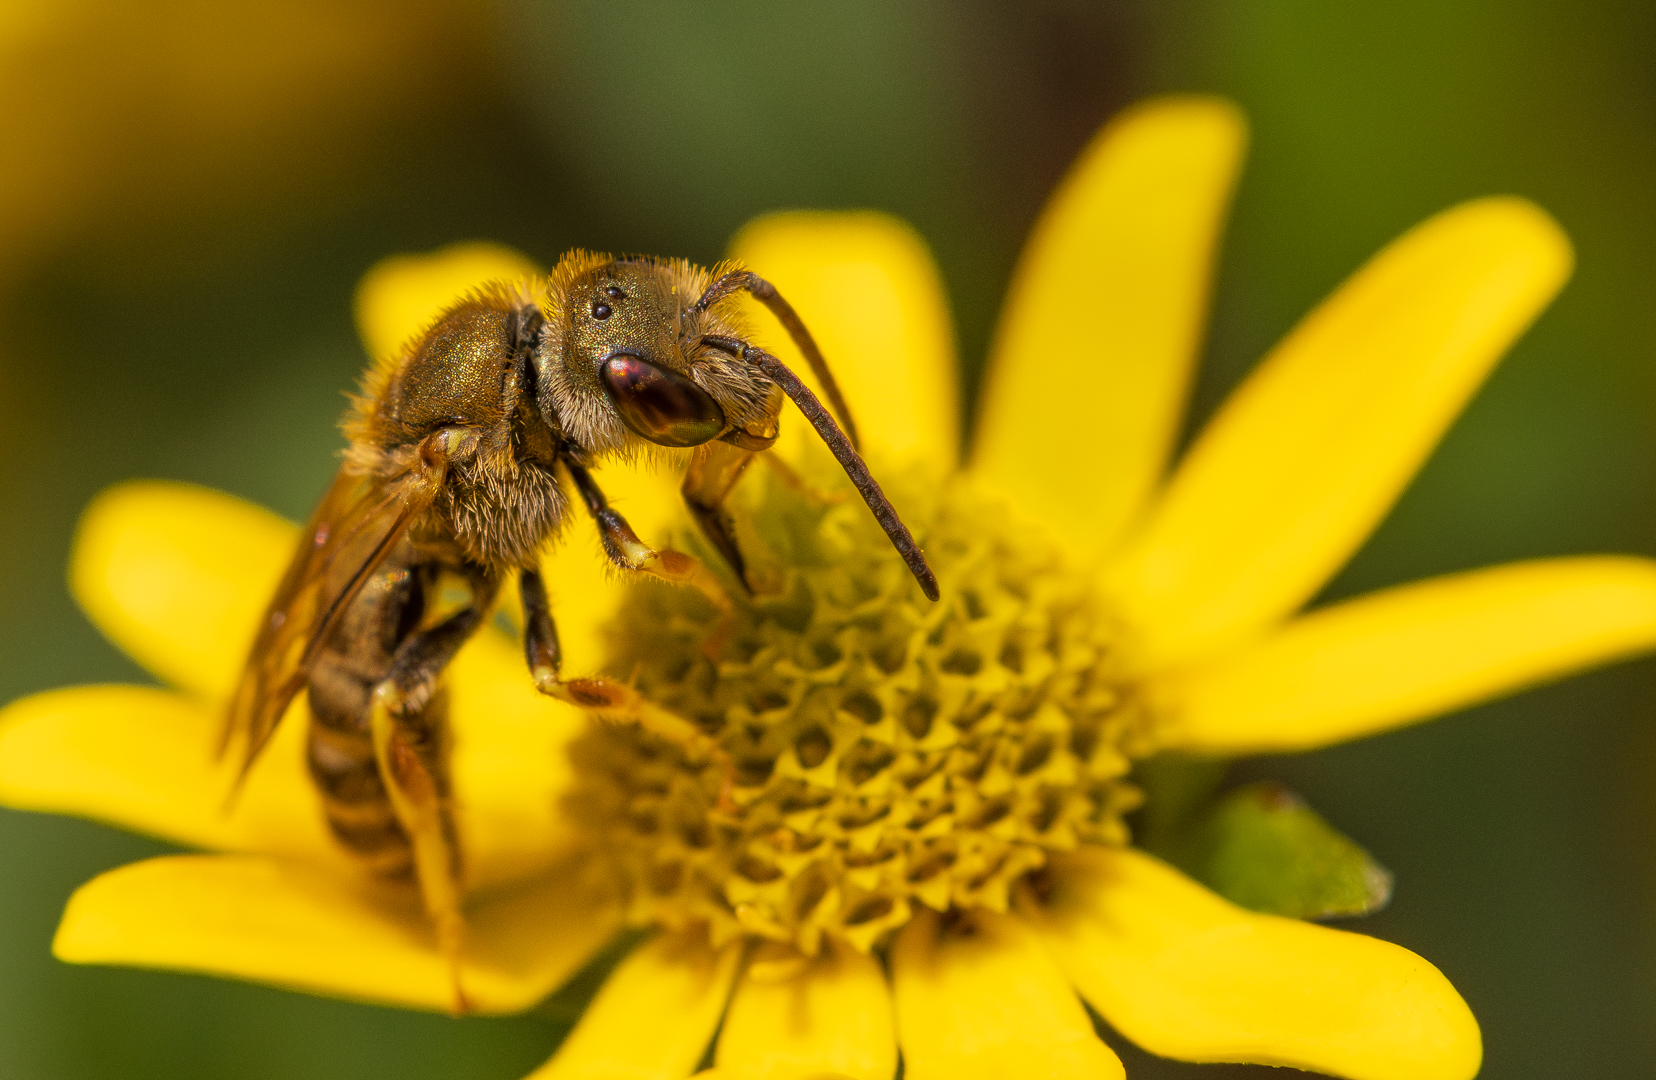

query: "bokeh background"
left=3, top=2, right=1654, bottom=1077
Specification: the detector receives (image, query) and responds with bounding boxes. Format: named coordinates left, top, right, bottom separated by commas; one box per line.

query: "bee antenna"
left=692, top=272, right=860, bottom=448
left=701, top=334, right=939, bottom=602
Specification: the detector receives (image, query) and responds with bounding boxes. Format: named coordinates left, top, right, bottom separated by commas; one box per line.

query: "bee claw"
left=448, top=977, right=474, bottom=1017
left=445, top=953, right=473, bottom=1017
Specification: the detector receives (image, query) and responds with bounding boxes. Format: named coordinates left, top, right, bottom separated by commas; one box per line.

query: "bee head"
left=535, top=253, right=937, bottom=600
left=536, top=255, right=778, bottom=457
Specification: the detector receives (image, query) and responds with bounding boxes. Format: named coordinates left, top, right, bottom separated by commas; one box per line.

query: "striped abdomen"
left=304, top=556, right=445, bottom=879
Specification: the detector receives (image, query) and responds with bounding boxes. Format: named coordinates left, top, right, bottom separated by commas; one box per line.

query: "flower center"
left=565, top=462, right=1145, bottom=954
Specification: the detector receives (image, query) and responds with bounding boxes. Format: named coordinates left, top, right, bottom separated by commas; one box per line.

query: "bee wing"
left=223, top=459, right=443, bottom=780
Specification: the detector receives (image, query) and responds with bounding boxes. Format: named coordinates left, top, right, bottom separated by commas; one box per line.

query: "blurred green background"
left=2, top=1, right=1653, bottom=1077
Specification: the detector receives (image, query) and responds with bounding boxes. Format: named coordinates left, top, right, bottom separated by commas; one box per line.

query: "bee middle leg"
left=520, top=567, right=736, bottom=811
left=367, top=577, right=497, bottom=1014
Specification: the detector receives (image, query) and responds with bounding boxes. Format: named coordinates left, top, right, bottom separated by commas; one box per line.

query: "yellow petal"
left=354, top=241, right=544, bottom=362
left=54, top=854, right=619, bottom=1015
left=728, top=212, right=961, bottom=472
left=972, top=96, right=1246, bottom=557
left=528, top=930, right=741, bottom=1080
left=1152, top=556, right=1656, bottom=754
left=0, top=637, right=596, bottom=894
left=891, top=908, right=1124, bottom=1080
left=1102, top=198, right=1573, bottom=672
left=0, top=684, right=340, bottom=864
left=1025, top=846, right=1480, bottom=1080
left=71, top=480, right=296, bottom=701
left=715, top=941, right=896, bottom=1080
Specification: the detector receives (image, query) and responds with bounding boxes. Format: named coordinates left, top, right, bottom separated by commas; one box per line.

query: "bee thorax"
left=434, top=455, right=569, bottom=569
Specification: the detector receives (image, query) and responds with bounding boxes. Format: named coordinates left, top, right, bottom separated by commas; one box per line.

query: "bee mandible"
left=222, top=252, right=937, bottom=1009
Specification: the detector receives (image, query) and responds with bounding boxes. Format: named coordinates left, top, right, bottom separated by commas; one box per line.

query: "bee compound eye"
left=599, top=354, right=725, bottom=447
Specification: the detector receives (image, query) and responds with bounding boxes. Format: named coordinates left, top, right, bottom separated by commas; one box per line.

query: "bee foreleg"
left=562, top=456, right=734, bottom=655
left=682, top=440, right=758, bottom=590
left=369, top=590, right=495, bottom=1015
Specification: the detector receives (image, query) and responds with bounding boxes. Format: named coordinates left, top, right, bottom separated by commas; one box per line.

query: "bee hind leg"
left=368, top=585, right=496, bottom=1015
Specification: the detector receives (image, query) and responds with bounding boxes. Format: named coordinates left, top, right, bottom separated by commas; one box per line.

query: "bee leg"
left=520, top=567, right=737, bottom=812
left=519, top=566, right=563, bottom=689
left=368, top=583, right=496, bottom=1015
left=561, top=677, right=738, bottom=814
left=681, top=440, right=758, bottom=590
left=562, top=456, right=735, bottom=655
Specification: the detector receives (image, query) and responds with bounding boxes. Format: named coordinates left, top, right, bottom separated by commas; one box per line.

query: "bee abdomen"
left=307, top=657, right=415, bottom=879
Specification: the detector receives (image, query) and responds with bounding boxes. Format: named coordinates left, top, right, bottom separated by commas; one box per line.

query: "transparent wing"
left=223, top=461, right=442, bottom=780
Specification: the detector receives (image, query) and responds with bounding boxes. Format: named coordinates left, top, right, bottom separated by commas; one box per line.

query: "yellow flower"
left=5, top=96, right=1656, bottom=1079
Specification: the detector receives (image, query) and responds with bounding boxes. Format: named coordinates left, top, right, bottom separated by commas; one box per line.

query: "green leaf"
left=1176, top=781, right=1393, bottom=920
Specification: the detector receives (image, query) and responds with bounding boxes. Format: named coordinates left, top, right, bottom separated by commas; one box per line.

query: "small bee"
left=223, top=252, right=936, bottom=1009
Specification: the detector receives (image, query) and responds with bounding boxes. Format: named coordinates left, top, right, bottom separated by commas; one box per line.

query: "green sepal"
left=1133, top=757, right=1392, bottom=920
left=1183, top=781, right=1392, bottom=919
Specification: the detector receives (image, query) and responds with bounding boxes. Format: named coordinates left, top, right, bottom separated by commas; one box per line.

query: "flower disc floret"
left=569, top=466, right=1145, bottom=954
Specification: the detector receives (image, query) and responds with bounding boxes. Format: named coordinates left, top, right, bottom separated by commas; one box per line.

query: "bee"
left=222, top=252, right=937, bottom=1010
